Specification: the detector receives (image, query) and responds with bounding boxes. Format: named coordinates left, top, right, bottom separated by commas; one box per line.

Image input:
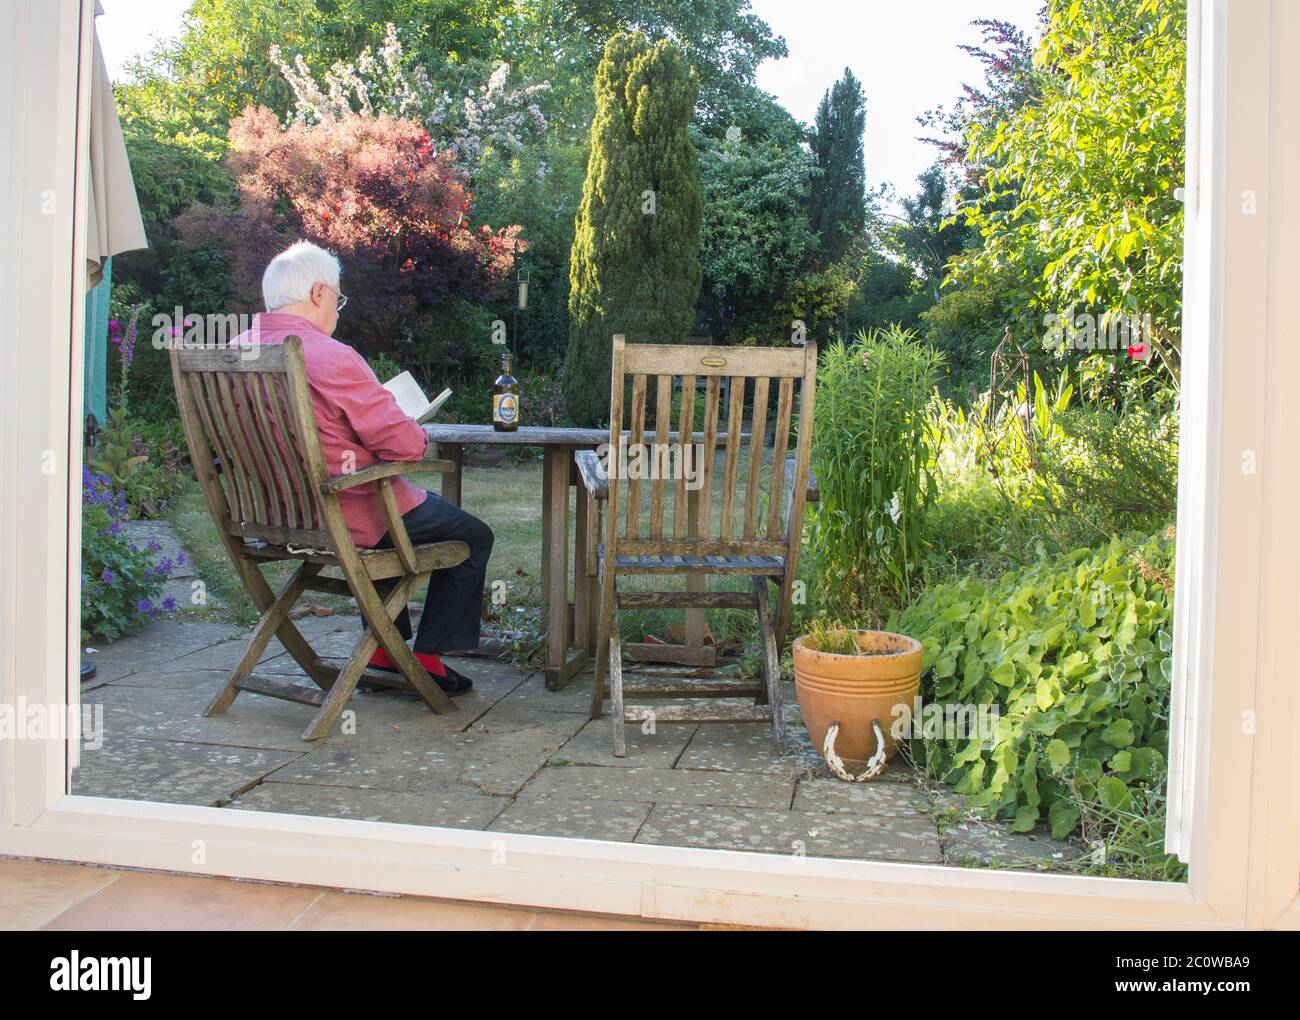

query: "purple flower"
left=108, top=318, right=122, bottom=336
left=137, top=599, right=153, bottom=614
left=161, top=597, right=177, bottom=613
left=147, top=540, right=162, bottom=552
left=100, top=568, right=114, bottom=585
left=176, top=552, right=187, bottom=566
left=108, top=521, right=122, bottom=537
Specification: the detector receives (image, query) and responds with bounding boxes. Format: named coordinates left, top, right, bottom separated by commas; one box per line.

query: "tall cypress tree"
left=809, top=68, right=867, bottom=264
left=563, top=31, right=703, bottom=426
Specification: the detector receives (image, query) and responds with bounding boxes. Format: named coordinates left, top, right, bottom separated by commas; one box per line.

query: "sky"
left=96, top=0, right=1044, bottom=202
left=749, top=0, right=1044, bottom=200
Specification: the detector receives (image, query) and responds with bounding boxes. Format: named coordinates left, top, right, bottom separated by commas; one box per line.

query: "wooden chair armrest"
left=376, top=478, right=419, bottom=573
left=574, top=449, right=609, bottom=500
left=321, top=459, right=457, bottom=495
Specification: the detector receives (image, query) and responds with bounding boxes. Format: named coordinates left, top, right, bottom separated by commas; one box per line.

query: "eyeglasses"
left=322, top=283, right=348, bottom=313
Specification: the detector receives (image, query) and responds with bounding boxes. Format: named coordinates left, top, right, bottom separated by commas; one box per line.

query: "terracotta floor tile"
left=289, top=891, right=538, bottom=931
left=527, top=909, right=695, bottom=931
left=0, top=858, right=120, bottom=930
left=8, top=859, right=695, bottom=931
left=39, top=870, right=322, bottom=931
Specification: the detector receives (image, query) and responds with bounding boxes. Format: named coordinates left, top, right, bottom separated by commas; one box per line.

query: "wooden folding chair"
left=577, top=335, right=819, bottom=757
left=170, top=336, right=469, bottom=741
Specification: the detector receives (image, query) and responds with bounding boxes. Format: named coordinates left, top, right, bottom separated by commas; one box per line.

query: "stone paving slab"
left=676, top=721, right=820, bottom=776
left=520, top=764, right=794, bottom=810
left=551, top=718, right=698, bottom=769
left=83, top=619, right=245, bottom=685
left=89, top=679, right=329, bottom=752
left=941, top=818, right=1084, bottom=869
left=72, top=736, right=301, bottom=805
left=456, top=709, right=589, bottom=795
left=488, top=795, right=653, bottom=843
left=792, top=776, right=933, bottom=817
left=230, top=780, right=508, bottom=829
left=635, top=803, right=943, bottom=863
left=101, top=668, right=232, bottom=690
left=498, top=670, right=594, bottom=714
left=265, top=708, right=586, bottom=798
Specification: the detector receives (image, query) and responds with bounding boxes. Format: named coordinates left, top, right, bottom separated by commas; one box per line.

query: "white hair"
left=261, top=240, right=341, bottom=311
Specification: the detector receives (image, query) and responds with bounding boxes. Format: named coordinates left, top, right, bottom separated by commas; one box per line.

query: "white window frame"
left=1, top=0, right=1297, bottom=930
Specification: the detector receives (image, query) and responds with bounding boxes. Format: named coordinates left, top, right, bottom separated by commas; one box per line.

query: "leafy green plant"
left=949, top=0, right=1186, bottom=393
left=81, top=468, right=180, bottom=643
left=808, top=326, right=944, bottom=625
left=1034, top=402, right=1179, bottom=535
left=87, top=307, right=189, bottom=517
left=1064, top=776, right=1186, bottom=881
left=890, top=530, right=1175, bottom=838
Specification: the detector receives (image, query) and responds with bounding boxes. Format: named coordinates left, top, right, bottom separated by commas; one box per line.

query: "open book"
left=382, top=371, right=452, bottom=425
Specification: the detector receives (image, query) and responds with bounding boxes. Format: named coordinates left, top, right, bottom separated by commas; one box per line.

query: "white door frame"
left=1, top=0, right=1296, bottom=930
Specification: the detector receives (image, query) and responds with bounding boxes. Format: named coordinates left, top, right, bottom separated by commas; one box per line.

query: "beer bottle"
left=492, top=352, right=520, bottom=432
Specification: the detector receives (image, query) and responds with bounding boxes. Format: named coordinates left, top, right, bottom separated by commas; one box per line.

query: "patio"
left=75, top=525, right=1080, bottom=869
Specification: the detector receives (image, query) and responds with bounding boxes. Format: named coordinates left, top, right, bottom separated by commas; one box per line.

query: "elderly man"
left=239, top=240, right=492, bottom=693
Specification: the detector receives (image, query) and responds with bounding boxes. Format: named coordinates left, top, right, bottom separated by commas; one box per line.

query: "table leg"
left=440, top=442, right=463, bottom=506
left=542, top=446, right=587, bottom=689
left=573, top=463, right=590, bottom=654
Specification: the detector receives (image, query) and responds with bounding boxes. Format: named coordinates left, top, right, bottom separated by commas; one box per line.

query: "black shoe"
left=436, top=663, right=474, bottom=695
left=361, top=657, right=473, bottom=696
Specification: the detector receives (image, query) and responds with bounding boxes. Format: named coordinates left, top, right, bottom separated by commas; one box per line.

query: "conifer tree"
left=810, top=68, right=867, bottom=264
left=563, top=31, right=703, bottom=425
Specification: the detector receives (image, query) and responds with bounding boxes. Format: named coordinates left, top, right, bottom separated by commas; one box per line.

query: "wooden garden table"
left=424, top=423, right=737, bottom=690
left=425, top=424, right=607, bottom=689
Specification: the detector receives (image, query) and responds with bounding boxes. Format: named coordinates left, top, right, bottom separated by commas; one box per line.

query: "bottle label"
left=493, top=393, right=519, bottom=424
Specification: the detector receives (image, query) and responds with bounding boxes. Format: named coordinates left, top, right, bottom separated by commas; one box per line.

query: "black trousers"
left=370, top=490, right=494, bottom=654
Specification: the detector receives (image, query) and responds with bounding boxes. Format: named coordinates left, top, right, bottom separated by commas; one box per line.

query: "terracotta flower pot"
left=792, top=630, right=923, bottom=764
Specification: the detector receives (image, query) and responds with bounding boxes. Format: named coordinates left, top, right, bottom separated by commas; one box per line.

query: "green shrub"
left=87, top=307, right=190, bottom=517
left=81, top=468, right=180, bottom=643
left=889, top=530, right=1175, bottom=838
left=808, top=326, right=943, bottom=624
left=1034, top=402, right=1179, bottom=534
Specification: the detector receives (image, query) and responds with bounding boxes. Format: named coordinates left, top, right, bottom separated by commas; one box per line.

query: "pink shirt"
left=235, top=312, right=429, bottom=548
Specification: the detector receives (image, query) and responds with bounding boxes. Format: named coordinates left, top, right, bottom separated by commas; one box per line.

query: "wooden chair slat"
left=744, top=376, right=770, bottom=539
left=696, top=375, right=721, bottom=540
left=625, top=373, right=646, bottom=539
left=246, top=371, right=300, bottom=530
left=182, top=372, right=239, bottom=526
left=212, top=370, right=268, bottom=524
left=231, top=372, right=283, bottom=528
left=674, top=373, right=696, bottom=540
left=649, top=374, right=671, bottom=539
left=193, top=372, right=251, bottom=526
left=767, top=377, right=794, bottom=540
left=267, top=373, right=319, bottom=532
left=719, top=376, right=745, bottom=542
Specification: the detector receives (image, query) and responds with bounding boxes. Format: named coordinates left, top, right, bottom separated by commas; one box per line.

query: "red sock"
left=369, top=647, right=447, bottom=676
left=413, top=650, right=447, bottom=677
